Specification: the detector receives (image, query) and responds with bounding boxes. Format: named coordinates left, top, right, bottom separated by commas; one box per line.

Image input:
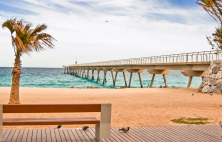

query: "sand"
left=0, top=87, right=222, bottom=129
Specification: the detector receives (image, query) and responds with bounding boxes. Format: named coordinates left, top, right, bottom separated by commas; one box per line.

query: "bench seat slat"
left=3, top=117, right=100, bottom=125
left=2, top=104, right=101, bottom=113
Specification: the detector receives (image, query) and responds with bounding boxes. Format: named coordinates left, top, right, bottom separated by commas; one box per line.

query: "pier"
left=63, top=51, right=222, bottom=88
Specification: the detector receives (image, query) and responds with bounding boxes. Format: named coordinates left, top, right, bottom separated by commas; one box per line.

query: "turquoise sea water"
left=0, top=67, right=202, bottom=88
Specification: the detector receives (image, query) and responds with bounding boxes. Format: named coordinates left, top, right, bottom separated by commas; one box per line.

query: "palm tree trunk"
left=9, top=53, right=22, bottom=104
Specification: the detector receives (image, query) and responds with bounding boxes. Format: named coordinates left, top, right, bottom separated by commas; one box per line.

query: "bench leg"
left=0, top=105, right=2, bottom=142
left=95, top=104, right=111, bottom=141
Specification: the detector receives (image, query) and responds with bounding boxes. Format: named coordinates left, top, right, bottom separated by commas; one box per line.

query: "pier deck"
left=2, top=125, right=222, bottom=141
left=63, top=51, right=222, bottom=88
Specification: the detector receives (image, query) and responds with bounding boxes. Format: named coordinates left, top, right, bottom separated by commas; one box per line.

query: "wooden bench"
left=0, top=104, right=112, bottom=141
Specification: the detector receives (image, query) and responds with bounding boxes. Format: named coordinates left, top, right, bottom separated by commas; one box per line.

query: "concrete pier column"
left=87, top=70, right=89, bottom=80
left=114, top=72, right=118, bottom=86
left=82, top=70, right=85, bottom=78
left=111, top=71, right=115, bottom=85
left=187, top=76, right=193, bottom=89
left=113, top=69, right=127, bottom=87
left=180, top=70, right=207, bottom=89
left=163, top=74, right=168, bottom=88
left=97, top=70, right=100, bottom=82
left=103, top=71, right=107, bottom=84
left=147, top=69, right=171, bottom=88
left=79, top=69, right=82, bottom=77
left=92, top=70, right=94, bottom=80
left=127, top=69, right=145, bottom=88
left=150, top=74, right=155, bottom=88
left=129, top=72, right=133, bottom=88
left=138, top=73, right=143, bottom=88
left=64, top=67, right=66, bottom=74
left=102, top=68, right=113, bottom=84
left=123, top=72, right=127, bottom=87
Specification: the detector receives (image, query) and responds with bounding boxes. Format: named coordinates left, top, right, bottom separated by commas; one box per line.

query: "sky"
left=0, top=0, right=218, bottom=68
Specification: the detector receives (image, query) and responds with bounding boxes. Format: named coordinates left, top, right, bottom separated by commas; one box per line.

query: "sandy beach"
left=1, top=87, right=222, bottom=130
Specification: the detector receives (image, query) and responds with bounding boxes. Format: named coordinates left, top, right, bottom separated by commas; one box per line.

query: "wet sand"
left=0, top=87, right=222, bottom=129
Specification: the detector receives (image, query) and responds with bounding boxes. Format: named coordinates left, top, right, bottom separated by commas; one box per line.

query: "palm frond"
left=197, top=0, right=222, bottom=23
left=2, top=18, right=16, bottom=34
left=30, top=24, right=47, bottom=37
left=33, top=33, right=55, bottom=52
left=3, top=17, right=56, bottom=56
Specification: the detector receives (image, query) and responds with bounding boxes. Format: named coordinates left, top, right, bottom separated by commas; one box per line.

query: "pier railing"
left=69, top=50, right=222, bottom=66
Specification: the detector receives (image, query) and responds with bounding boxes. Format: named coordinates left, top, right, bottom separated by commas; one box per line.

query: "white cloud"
left=0, top=0, right=218, bottom=67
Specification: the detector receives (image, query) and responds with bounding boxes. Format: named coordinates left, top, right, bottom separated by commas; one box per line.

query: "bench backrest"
left=1, top=104, right=103, bottom=113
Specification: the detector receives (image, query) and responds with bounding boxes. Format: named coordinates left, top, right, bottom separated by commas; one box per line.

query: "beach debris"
left=192, top=94, right=194, bottom=96
left=70, top=86, right=74, bottom=88
left=119, top=127, right=130, bottom=132
left=160, top=85, right=162, bottom=88
left=210, top=93, right=213, bottom=96
left=219, top=105, right=222, bottom=107
left=94, top=87, right=100, bottom=89
left=82, top=125, right=89, bottom=130
left=121, top=86, right=126, bottom=89
left=87, top=86, right=93, bottom=89
left=54, top=125, right=62, bottom=129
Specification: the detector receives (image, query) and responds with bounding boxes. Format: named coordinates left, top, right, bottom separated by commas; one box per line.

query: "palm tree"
left=2, top=18, right=56, bottom=104
left=197, top=0, right=222, bottom=50
left=196, top=0, right=222, bottom=24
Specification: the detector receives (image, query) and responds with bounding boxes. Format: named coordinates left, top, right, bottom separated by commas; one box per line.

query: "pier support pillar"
left=111, top=71, right=115, bottom=85
left=163, top=74, right=168, bottom=88
left=87, top=70, right=89, bottom=80
left=187, top=76, right=193, bottom=89
left=103, top=71, right=107, bottom=84
left=102, top=68, right=113, bottom=84
left=138, top=73, right=143, bottom=88
left=113, top=69, right=127, bottom=87
left=82, top=70, right=85, bottom=78
left=79, top=69, right=82, bottom=77
left=123, top=72, right=127, bottom=87
left=92, top=70, right=94, bottom=80
left=150, top=74, right=155, bottom=88
left=180, top=70, right=207, bottom=89
left=74, top=69, right=76, bottom=75
left=129, top=72, right=133, bottom=88
left=147, top=70, right=171, bottom=88
left=64, top=67, right=66, bottom=74
left=97, top=70, right=100, bottom=82
left=114, top=72, right=118, bottom=86
left=127, top=69, right=145, bottom=88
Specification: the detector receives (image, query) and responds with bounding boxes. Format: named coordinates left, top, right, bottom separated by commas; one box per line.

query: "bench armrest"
left=95, top=104, right=111, bottom=141
left=0, top=105, right=3, bottom=141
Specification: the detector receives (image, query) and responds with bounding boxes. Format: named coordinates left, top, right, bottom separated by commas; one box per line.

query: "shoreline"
left=1, top=87, right=221, bottom=130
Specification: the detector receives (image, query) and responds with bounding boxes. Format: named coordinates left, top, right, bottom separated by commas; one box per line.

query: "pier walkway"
left=2, top=125, right=222, bottom=141
left=63, top=51, right=222, bottom=88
